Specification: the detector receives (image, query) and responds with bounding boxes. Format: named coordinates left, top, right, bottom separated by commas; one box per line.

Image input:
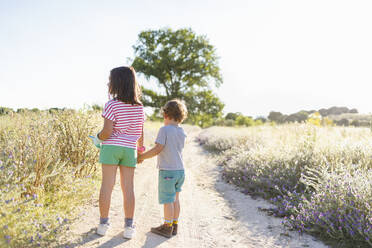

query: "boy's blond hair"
left=162, top=99, right=188, bottom=123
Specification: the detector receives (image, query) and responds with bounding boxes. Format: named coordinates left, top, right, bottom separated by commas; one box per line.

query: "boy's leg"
left=151, top=202, right=174, bottom=238
left=99, top=164, right=118, bottom=219
left=173, top=192, right=180, bottom=221
left=164, top=202, right=175, bottom=225
left=172, top=192, right=180, bottom=235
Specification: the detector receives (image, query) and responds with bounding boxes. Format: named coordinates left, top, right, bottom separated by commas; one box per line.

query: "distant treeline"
left=267, top=106, right=371, bottom=127
left=0, top=105, right=103, bottom=115
left=0, top=107, right=75, bottom=114
left=219, top=106, right=371, bottom=127
left=1, top=105, right=371, bottom=128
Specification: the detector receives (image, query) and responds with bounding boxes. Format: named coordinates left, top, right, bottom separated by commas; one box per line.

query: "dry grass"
left=198, top=124, right=372, bottom=247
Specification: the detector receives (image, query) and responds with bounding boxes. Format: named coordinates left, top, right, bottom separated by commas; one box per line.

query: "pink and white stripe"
left=101, top=99, right=145, bottom=149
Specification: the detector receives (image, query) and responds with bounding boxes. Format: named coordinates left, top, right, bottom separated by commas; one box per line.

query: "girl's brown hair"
left=108, top=66, right=142, bottom=105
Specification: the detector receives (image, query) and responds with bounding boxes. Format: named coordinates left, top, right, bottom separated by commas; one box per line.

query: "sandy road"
left=62, top=127, right=328, bottom=248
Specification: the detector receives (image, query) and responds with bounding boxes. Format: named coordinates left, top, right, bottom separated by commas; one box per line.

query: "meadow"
left=0, top=110, right=162, bottom=247
left=1, top=111, right=371, bottom=247
left=198, top=124, right=372, bottom=247
left=0, top=110, right=103, bottom=247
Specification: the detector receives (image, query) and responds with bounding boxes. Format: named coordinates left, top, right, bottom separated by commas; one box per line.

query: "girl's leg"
left=173, top=192, right=180, bottom=220
left=99, top=164, right=118, bottom=219
left=119, top=166, right=135, bottom=220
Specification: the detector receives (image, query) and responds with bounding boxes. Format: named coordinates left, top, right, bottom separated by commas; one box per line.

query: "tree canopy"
left=131, top=28, right=224, bottom=126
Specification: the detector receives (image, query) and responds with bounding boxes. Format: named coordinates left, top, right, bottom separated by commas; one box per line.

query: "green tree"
left=235, top=115, right=255, bottom=127
left=91, top=104, right=103, bottom=111
left=337, top=118, right=349, bottom=126
left=0, top=107, right=14, bottom=115
left=131, top=28, right=224, bottom=126
left=185, top=90, right=224, bottom=127
left=268, top=111, right=286, bottom=123
left=225, top=112, right=241, bottom=121
left=285, top=111, right=309, bottom=123
left=255, top=116, right=267, bottom=123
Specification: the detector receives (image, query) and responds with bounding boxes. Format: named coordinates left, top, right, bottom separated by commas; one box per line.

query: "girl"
left=91, top=66, right=145, bottom=239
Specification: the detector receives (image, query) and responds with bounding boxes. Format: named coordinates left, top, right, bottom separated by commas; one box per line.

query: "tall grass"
left=198, top=124, right=372, bottom=247
left=0, top=111, right=101, bottom=247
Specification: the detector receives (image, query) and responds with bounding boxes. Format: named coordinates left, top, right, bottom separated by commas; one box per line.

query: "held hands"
left=137, top=146, right=146, bottom=164
left=89, top=134, right=103, bottom=148
left=137, top=154, right=144, bottom=164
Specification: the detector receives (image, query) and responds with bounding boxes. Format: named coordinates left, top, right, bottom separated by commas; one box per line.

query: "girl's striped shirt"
left=101, top=99, right=145, bottom=149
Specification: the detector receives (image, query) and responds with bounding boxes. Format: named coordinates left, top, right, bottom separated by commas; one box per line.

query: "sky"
left=1, top=0, right=371, bottom=117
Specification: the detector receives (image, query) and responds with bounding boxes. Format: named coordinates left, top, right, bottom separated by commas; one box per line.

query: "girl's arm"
left=98, top=118, right=114, bottom=140
left=137, top=125, right=144, bottom=149
left=138, top=143, right=164, bottom=162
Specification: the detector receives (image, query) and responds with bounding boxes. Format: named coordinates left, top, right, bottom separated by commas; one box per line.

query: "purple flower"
left=4, top=235, right=10, bottom=243
left=3, top=225, right=8, bottom=229
left=32, top=194, right=38, bottom=199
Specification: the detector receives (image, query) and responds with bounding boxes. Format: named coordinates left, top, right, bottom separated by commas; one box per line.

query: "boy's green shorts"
left=99, top=145, right=137, bottom=167
left=158, top=170, right=185, bottom=204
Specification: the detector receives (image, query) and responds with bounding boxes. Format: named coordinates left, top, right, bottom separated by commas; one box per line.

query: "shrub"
left=199, top=124, right=372, bottom=246
left=0, top=107, right=14, bottom=115
left=0, top=111, right=100, bottom=247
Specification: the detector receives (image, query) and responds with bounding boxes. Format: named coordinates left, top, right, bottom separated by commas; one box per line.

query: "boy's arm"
left=138, top=143, right=164, bottom=161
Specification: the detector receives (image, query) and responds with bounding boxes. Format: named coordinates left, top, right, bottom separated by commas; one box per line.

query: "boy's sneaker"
left=172, top=224, right=178, bottom=235
left=97, top=223, right=110, bottom=236
left=151, top=224, right=173, bottom=238
left=123, top=226, right=136, bottom=239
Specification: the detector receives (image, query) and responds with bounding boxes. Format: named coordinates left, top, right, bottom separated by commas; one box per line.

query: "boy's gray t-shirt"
left=155, top=125, right=186, bottom=170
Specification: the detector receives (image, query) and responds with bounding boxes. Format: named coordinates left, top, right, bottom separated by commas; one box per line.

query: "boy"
left=138, top=99, right=187, bottom=238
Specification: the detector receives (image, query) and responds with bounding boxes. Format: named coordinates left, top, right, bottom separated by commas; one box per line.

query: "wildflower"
left=3, top=225, right=8, bottom=229
left=33, top=194, right=38, bottom=199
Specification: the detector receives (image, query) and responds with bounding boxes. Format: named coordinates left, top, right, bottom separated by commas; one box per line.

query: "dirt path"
left=62, top=129, right=328, bottom=248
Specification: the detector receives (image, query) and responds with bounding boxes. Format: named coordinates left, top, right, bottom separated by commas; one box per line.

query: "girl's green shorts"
left=99, top=145, right=137, bottom=167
